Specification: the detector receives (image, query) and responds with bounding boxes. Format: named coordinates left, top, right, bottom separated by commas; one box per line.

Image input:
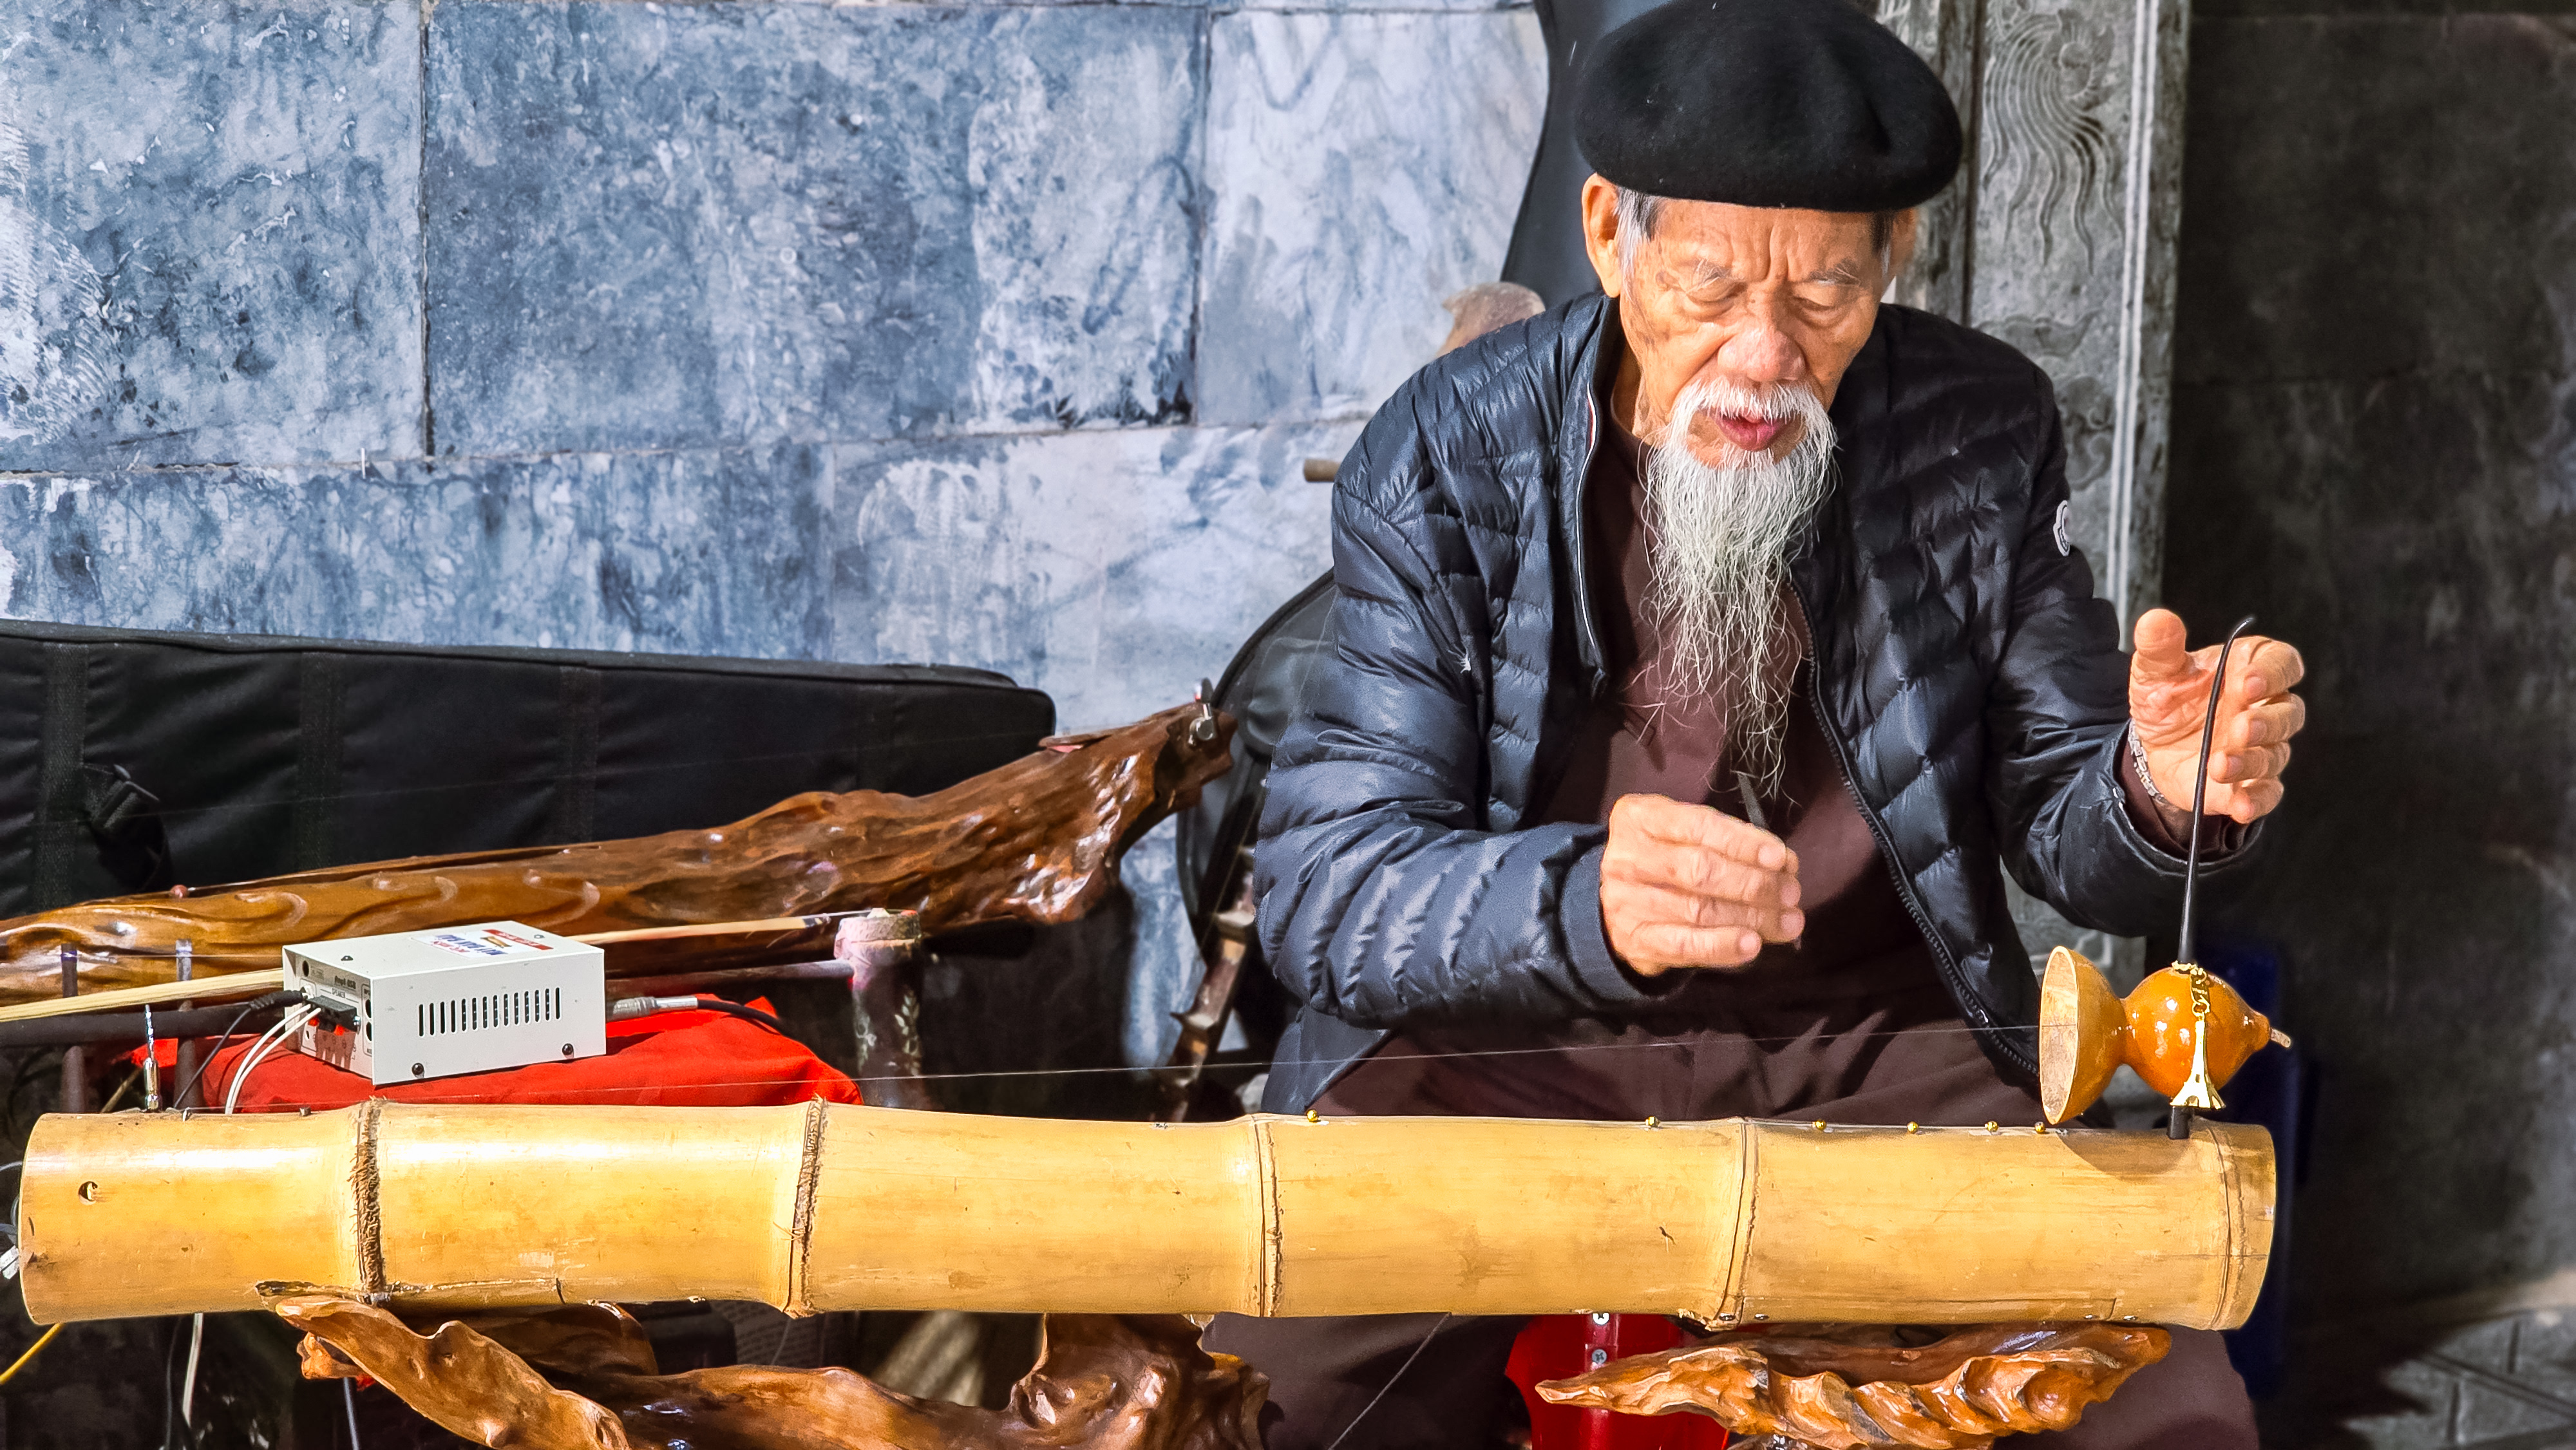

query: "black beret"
left=1574, top=0, right=1962, bottom=212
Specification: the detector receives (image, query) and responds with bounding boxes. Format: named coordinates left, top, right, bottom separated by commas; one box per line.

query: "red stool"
left=1506, top=1314, right=1728, bottom=1450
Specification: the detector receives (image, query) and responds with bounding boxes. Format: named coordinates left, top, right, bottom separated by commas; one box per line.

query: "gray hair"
left=1615, top=186, right=1669, bottom=279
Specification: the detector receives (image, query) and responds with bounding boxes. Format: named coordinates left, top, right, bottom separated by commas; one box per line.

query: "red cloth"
left=133, top=997, right=864, bottom=1112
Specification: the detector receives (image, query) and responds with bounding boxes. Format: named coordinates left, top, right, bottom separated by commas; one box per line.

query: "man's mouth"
left=1713, top=412, right=1790, bottom=454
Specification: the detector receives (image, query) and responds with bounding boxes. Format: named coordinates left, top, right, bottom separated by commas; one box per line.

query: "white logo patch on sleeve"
left=2052, top=500, right=2074, bottom=557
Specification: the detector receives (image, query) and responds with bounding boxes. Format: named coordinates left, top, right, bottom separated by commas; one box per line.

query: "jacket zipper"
left=1572, top=392, right=1608, bottom=684
left=1785, top=586, right=2033, bottom=1074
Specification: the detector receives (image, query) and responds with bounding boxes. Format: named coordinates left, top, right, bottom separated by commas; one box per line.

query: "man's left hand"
left=2128, top=608, right=2307, bottom=824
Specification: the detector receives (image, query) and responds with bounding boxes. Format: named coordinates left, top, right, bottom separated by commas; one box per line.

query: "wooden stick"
left=0, top=968, right=289, bottom=1026
left=19, top=1105, right=2275, bottom=1330
left=576, top=915, right=849, bottom=946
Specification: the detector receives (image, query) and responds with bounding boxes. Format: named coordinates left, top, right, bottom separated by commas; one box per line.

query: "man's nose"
left=1718, top=300, right=1809, bottom=385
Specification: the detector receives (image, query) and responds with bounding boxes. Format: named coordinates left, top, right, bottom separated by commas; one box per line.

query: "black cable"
left=171, top=992, right=298, bottom=1111
left=0, top=997, right=297, bottom=1051
left=2176, top=615, right=2258, bottom=969
left=680, top=998, right=792, bottom=1039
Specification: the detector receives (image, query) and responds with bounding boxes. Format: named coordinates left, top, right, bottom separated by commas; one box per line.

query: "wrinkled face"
left=1582, top=176, right=1910, bottom=467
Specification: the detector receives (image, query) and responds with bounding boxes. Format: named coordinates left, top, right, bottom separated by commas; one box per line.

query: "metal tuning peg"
left=1188, top=677, right=1220, bottom=746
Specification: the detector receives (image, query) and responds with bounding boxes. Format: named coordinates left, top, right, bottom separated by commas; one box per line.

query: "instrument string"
left=119, top=1020, right=2084, bottom=1117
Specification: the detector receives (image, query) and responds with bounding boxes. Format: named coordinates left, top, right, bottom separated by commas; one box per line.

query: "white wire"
left=180, top=1312, right=205, bottom=1427
left=222, top=1011, right=300, bottom=1095
left=217, top=1011, right=300, bottom=1116
left=227, top=1006, right=316, bottom=1115
left=225, top=1006, right=318, bottom=1116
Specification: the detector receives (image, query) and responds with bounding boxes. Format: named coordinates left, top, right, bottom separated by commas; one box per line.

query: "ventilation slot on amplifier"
left=418, top=986, right=564, bottom=1038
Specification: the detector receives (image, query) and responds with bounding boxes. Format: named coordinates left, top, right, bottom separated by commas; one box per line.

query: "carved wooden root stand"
left=1537, top=1323, right=2172, bottom=1449
left=0, top=702, right=1233, bottom=1003
left=276, top=1295, right=1264, bottom=1450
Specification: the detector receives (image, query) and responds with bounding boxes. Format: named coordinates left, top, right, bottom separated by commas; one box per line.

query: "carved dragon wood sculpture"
left=276, top=1295, right=1264, bottom=1450
left=1536, top=1323, right=2172, bottom=1449
left=0, top=702, right=1232, bottom=1004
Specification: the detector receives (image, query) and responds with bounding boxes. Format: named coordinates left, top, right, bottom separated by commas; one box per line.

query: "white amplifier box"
left=285, top=921, right=607, bottom=1086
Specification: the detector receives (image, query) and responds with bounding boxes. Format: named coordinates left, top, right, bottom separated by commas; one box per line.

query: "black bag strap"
left=547, top=664, right=601, bottom=845
left=290, top=652, right=346, bottom=871
left=32, top=642, right=88, bottom=911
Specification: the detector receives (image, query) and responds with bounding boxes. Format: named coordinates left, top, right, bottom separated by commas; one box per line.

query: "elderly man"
left=1200, top=0, right=2306, bottom=1445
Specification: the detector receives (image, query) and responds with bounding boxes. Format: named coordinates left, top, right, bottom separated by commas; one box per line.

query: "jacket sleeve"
left=1985, top=382, right=2261, bottom=937
left=1248, top=478, right=1664, bottom=1031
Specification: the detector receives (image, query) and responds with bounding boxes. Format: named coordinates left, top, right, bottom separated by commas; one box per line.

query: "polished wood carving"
left=0, top=702, right=1231, bottom=1004
left=276, top=1295, right=1264, bottom=1450
left=1536, top=1323, right=2171, bottom=1449
left=2038, top=946, right=2289, bottom=1123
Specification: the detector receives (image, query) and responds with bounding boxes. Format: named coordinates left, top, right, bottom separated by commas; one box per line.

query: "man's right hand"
left=1600, top=793, right=1804, bottom=974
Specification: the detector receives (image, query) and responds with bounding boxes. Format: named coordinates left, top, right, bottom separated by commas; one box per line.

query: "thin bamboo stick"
left=0, top=968, right=286, bottom=1025
left=16, top=1104, right=2273, bottom=1330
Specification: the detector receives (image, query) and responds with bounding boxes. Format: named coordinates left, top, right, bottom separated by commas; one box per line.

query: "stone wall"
left=2164, top=0, right=2576, bottom=1438
left=0, top=0, right=1546, bottom=1070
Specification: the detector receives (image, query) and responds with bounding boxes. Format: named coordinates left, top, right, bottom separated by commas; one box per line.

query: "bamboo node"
left=785, top=1099, right=829, bottom=1317
left=351, top=1100, right=388, bottom=1299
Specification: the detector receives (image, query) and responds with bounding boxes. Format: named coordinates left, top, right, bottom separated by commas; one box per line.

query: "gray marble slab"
left=0, top=447, right=833, bottom=655
left=1235, top=0, right=1532, bottom=11
left=424, top=1, right=1200, bottom=457
left=0, top=0, right=424, bottom=471
left=1195, top=9, right=1546, bottom=426
left=830, top=419, right=1352, bottom=731
left=2, top=421, right=1347, bottom=724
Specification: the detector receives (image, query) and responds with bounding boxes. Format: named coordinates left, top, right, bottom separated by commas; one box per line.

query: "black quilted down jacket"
left=1253, top=294, right=2253, bottom=1113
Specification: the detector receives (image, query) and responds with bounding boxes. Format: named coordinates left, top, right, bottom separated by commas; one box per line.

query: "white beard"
left=1642, top=378, right=1839, bottom=797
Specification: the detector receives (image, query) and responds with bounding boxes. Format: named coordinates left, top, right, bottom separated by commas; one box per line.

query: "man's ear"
left=1884, top=209, right=1920, bottom=296
left=1581, top=174, right=1626, bottom=298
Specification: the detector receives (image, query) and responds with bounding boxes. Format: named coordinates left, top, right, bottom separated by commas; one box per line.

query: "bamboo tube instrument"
left=19, top=1102, right=2272, bottom=1330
